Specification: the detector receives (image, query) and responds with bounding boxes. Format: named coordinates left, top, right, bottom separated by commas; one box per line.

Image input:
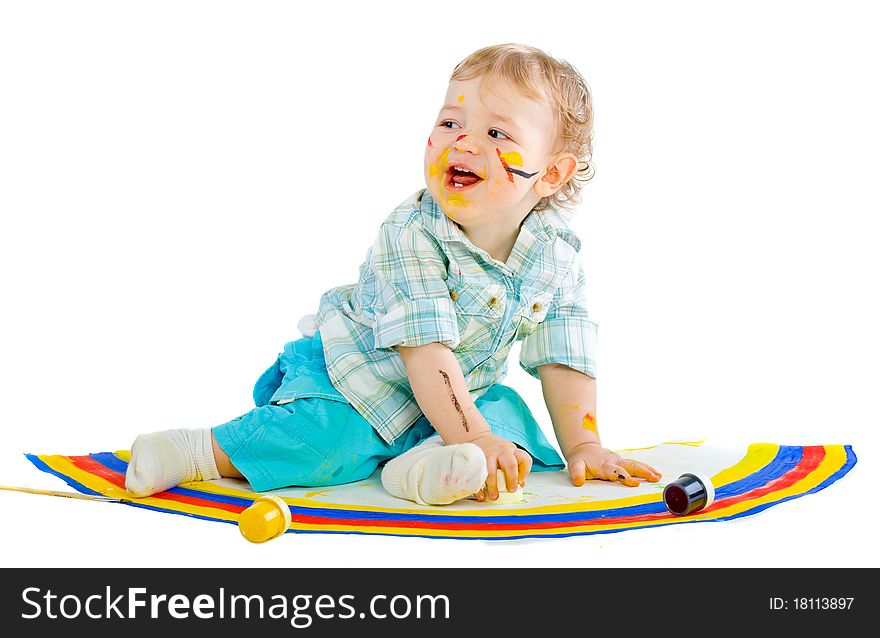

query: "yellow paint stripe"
left=497, top=151, right=523, bottom=167
left=662, top=439, right=705, bottom=447
left=38, top=454, right=240, bottom=522
left=709, top=442, right=778, bottom=487
left=618, top=440, right=704, bottom=453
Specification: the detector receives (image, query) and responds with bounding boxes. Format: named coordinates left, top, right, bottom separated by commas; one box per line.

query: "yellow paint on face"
left=582, top=412, right=598, bottom=433
left=457, top=95, right=464, bottom=103
left=429, top=147, right=450, bottom=177
left=497, top=151, right=524, bottom=167
left=445, top=192, right=468, bottom=208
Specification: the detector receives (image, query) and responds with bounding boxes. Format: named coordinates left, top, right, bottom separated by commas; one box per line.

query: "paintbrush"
left=0, top=484, right=134, bottom=503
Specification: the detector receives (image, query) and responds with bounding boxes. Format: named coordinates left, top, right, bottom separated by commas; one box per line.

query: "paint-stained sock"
left=125, top=428, right=220, bottom=497
left=381, top=436, right=487, bottom=506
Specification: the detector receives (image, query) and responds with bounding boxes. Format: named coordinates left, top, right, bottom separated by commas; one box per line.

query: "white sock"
left=125, top=428, right=220, bottom=497
left=381, top=436, right=488, bottom=506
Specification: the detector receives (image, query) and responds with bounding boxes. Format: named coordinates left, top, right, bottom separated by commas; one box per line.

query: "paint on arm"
left=582, top=411, right=598, bottom=434
left=439, top=369, right=469, bottom=432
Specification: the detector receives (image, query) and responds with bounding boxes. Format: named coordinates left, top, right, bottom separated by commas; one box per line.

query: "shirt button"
left=488, top=297, right=499, bottom=308
left=531, top=302, right=543, bottom=313
left=449, top=290, right=459, bottom=302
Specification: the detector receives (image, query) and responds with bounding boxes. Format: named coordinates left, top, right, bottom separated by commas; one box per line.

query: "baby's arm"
left=398, top=342, right=532, bottom=499
left=538, top=363, right=661, bottom=487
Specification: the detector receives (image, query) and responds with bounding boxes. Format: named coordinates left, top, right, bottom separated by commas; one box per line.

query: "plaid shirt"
left=310, top=189, right=597, bottom=444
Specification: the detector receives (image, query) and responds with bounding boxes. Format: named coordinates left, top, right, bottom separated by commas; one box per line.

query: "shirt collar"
left=420, top=188, right=563, bottom=250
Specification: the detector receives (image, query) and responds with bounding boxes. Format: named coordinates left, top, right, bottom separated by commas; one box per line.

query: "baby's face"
left=424, top=76, right=557, bottom=226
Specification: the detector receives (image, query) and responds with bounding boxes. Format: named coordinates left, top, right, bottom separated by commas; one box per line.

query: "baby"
left=125, top=43, right=661, bottom=505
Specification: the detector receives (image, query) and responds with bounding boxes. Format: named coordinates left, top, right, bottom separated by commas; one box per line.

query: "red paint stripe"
left=67, top=455, right=126, bottom=488
left=700, top=445, right=825, bottom=515
left=68, top=455, right=246, bottom=515
left=455, top=134, right=466, bottom=142
left=496, top=148, right=515, bottom=183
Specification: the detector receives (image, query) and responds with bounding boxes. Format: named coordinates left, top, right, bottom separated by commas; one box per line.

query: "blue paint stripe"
left=714, top=445, right=803, bottom=499
left=24, top=453, right=106, bottom=499
left=711, top=444, right=858, bottom=524
left=91, top=451, right=256, bottom=508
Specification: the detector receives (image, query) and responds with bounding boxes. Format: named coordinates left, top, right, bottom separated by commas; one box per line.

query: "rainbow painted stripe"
left=26, top=443, right=856, bottom=540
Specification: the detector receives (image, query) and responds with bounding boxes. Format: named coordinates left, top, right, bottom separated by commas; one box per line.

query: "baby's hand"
left=466, top=432, right=532, bottom=501
left=566, top=442, right=661, bottom=487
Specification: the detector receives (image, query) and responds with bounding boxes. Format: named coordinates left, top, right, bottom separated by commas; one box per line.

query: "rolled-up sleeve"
left=519, top=262, right=597, bottom=379
left=370, top=222, right=460, bottom=350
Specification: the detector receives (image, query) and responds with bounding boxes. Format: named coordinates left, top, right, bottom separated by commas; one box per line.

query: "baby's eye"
left=488, top=129, right=510, bottom=140
left=440, top=120, right=461, bottom=130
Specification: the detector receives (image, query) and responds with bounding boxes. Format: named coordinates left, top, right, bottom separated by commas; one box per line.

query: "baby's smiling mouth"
left=445, top=165, right=484, bottom=190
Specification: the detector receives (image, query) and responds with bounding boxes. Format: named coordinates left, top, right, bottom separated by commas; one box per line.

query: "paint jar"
left=239, top=494, right=292, bottom=543
left=490, top=469, right=524, bottom=504
left=663, top=473, right=715, bottom=516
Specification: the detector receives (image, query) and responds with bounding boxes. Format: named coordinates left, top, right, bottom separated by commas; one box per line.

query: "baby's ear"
left=534, top=153, right=578, bottom=198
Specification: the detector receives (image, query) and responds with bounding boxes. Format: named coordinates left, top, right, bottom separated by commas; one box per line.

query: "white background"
left=1, top=1, right=877, bottom=568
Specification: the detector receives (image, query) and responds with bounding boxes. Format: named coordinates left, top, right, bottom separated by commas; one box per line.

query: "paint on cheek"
left=455, top=134, right=467, bottom=142
left=495, top=148, right=515, bottom=184
left=457, top=95, right=464, bottom=103
left=427, top=137, right=433, bottom=148
left=497, top=151, right=524, bottom=167
left=496, top=148, right=539, bottom=181
left=582, top=411, right=598, bottom=433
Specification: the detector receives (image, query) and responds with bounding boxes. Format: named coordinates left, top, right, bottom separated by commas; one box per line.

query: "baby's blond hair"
left=451, top=44, right=594, bottom=213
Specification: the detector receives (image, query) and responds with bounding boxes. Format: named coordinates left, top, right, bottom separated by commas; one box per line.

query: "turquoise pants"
left=212, top=333, right=564, bottom=492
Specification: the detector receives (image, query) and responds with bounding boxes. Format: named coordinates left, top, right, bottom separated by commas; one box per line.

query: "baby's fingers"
left=609, top=465, right=640, bottom=487
left=498, top=453, right=520, bottom=493
left=568, top=458, right=587, bottom=486
left=483, top=458, right=499, bottom=500
left=620, top=458, right=662, bottom=482
left=515, top=449, right=533, bottom=486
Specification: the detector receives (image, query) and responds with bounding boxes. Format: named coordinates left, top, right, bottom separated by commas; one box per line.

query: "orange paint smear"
left=582, top=412, right=598, bottom=433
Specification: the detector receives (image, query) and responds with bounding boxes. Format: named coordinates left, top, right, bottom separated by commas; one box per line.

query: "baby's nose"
left=453, top=134, right=479, bottom=154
